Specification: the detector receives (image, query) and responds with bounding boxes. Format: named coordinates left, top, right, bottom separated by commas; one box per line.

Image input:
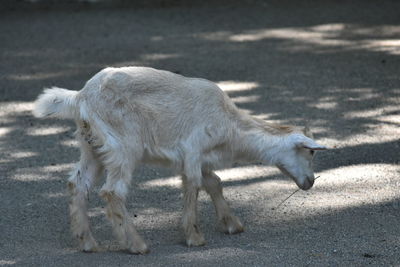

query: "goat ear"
left=294, top=135, right=327, bottom=150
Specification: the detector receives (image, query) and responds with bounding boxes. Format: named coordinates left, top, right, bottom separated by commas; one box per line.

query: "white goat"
left=33, top=66, right=326, bottom=254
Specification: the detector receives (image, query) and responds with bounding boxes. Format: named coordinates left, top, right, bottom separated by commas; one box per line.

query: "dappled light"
left=0, top=102, right=34, bottom=117
left=165, top=247, right=258, bottom=264
left=230, top=94, right=261, bottom=104
left=217, top=81, right=260, bottom=92
left=42, top=191, right=67, bottom=199
left=363, top=39, right=400, bottom=55
left=0, top=260, right=18, bottom=266
left=87, top=207, right=105, bottom=218
left=1, top=1, right=400, bottom=265
left=11, top=163, right=73, bottom=181
left=140, top=166, right=282, bottom=189
left=283, top=164, right=400, bottom=212
left=7, top=70, right=78, bottom=81
left=9, top=151, right=39, bottom=159
left=201, top=23, right=400, bottom=55
left=28, top=126, right=70, bottom=136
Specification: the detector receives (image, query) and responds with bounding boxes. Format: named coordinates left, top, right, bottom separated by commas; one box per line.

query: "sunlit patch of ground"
left=0, top=259, right=18, bottom=266
left=10, top=163, right=74, bottom=181
left=139, top=162, right=400, bottom=218
left=217, top=81, right=259, bottom=92
left=166, top=247, right=260, bottom=263
left=27, top=126, right=70, bottom=136
left=275, top=164, right=400, bottom=213
left=200, top=23, right=400, bottom=55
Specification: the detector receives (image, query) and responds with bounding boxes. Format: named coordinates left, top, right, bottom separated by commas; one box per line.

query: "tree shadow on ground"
left=1, top=1, right=400, bottom=265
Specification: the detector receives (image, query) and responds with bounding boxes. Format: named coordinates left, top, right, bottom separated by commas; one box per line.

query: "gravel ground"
left=1, top=1, right=400, bottom=266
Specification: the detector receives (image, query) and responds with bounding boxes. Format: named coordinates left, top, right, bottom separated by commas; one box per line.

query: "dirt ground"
left=1, top=1, right=400, bottom=266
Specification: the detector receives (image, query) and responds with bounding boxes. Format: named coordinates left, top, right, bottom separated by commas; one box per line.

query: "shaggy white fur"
left=34, top=66, right=326, bottom=254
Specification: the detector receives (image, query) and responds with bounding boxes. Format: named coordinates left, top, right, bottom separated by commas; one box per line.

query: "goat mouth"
left=297, top=177, right=314, bottom=190
left=276, top=165, right=315, bottom=190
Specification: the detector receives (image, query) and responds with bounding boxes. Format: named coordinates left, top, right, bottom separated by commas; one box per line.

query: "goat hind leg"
left=68, top=124, right=104, bottom=252
left=68, top=159, right=102, bottom=252
left=100, top=160, right=149, bottom=254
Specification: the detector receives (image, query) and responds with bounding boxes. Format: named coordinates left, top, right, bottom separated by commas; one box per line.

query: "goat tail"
left=33, top=87, right=80, bottom=119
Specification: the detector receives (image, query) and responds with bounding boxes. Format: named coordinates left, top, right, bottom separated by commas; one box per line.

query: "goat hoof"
left=186, top=232, right=206, bottom=247
left=128, top=243, right=150, bottom=255
left=219, top=215, right=244, bottom=234
left=81, top=238, right=99, bottom=253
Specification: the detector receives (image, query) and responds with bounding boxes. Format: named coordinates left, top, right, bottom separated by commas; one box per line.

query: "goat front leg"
left=202, top=171, right=244, bottom=234
left=182, top=175, right=205, bottom=247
